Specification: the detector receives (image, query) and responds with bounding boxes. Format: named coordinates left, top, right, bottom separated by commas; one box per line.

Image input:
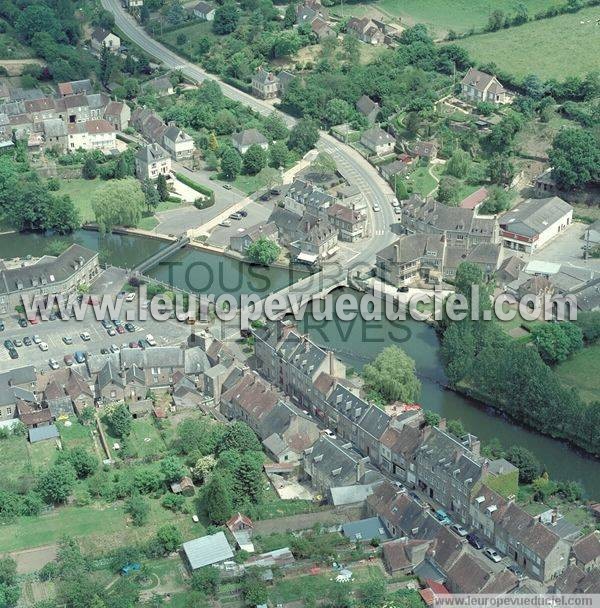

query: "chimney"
left=394, top=244, right=400, bottom=261
left=356, top=458, right=365, bottom=483
left=328, top=350, right=336, bottom=376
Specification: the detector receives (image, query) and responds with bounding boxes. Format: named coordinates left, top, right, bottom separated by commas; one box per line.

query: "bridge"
left=133, top=236, right=190, bottom=275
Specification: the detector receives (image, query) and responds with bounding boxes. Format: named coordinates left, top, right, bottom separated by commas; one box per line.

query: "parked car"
left=74, top=351, right=86, bottom=364
left=39, top=342, right=48, bottom=351
left=13, top=338, right=23, bottom=348
left=3, top=339, right=14, bottom=350
left=223, top=183, right=232, bottom=190
left=8, top=348, right=18, bottom=359
left=467, top=533, right=484, bottom=550
left=110, top=344, right=120, bottom=354
left=63, top=336, right=73, bottom=345
left=129, top=341, right=140, bottom=348
left=138, top=339, right=149, bottom=349
left=484, top=548, right=502, bottom=563
left=397, top=286, right=409, bottom=293
left=408, top=491, right=425, bottom=507
left=260, top=193, right=270, bottom=201
left=239, top=210, right=248, bottom=217
left=146, top=334, right=157, bottom=347
left=0, top=321, right=4, bottom=331
left=32, top=335, right=42, bottom=344
left=508, top=564, right=526, bottom=579
left=116, top=325, right=126, bottom=334
left=125, top=292, right=136, bottom=302
left=434, top=509, right=451, bottom=525
left=23, top=337, right=32, bottom=346
left=48, top=358, right=59, bottom=370
left=108, top=328, right=117, bottom=336
left=451, top=523, right=468, bottom=537
left=64, top=354, right=74, bottom=366
left=80, top=332, right=91, bottom=341
left=101, top=320, right=112, bottom=329
left=113, top=319, right=122, bottom=326
left=100, top=348, right=109, bottom=355
left=270, top=187, right=281, bottom=195
left=18, top=317, right=27, bottom=328
left=373, top=204, right=381, bottom=212
left=28, top=317, right=39, bottom=325
left=229, top=212, right=243, bottom=220
left=219, top=219, right=232, bottom=227
left=124, top=323, right=135, bottom=332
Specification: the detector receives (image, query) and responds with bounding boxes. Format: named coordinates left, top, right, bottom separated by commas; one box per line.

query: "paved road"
left=101, top=0, right=397, bottom=267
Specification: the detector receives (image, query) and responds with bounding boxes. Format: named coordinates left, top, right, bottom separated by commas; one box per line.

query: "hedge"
left=175, top=172, right=215, bottom=207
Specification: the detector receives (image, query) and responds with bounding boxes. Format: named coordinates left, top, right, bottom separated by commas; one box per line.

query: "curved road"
left=103, top=0, right=397, bottom=266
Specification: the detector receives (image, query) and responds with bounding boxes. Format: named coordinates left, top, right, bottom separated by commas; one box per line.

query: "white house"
left=461, top=68, right=508, bottom=105
left=193, top=1, right=216, bottom=20
left=67, top=119, right=116, bottom=153
left=499, top=197, right=573, bottom=253
left=135, top=143, right=172, bottom=180
left=162, top=125, right=195, bottom=161
left=90, top=28, right=121, bottom=53
left=231, top=128, right=268, bottom=154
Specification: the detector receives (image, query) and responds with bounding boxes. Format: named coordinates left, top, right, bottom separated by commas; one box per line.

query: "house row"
left=375, top=234, right=503, bottom=286
left=0, top=244, right=100, bottom=318
left=131, top=107, right=195, bottom=161
left=248, top=319, right=587, bottom=584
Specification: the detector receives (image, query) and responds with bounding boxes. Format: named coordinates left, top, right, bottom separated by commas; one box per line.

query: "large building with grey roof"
left=499, top=196, right=573, bottom=253
left=0, top=245, right=99, bottom=317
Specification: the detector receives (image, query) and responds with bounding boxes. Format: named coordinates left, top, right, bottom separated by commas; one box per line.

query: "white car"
left=80, top=332, right=91, bottom=341
left=451, top=523, right=468, bottom=537
left=373, top=204, right=381, bottom=212
left=484, top=548, right=502, bottom=563
left=110, top=344, right=120, bottom=354
left=32, top=335, right=42, bottom=344
left=39, top=342, right=49, bottom=351
left=146, top=334, right=157, bottom=347
left=219, top=219, right=232, bottom=227
left=48, top=358, right=59, bottom=370
left=125, top=292, right=136, bottom=302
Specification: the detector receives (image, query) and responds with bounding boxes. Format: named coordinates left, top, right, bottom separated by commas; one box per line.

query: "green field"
left=454, top=7, right=600, bottom=79
left=403, top=166, right=437, bottom=197
left=57, top=178, right=106, bottom=223
left=330, top=0, right=555, bottom=35
left=555, top=343, right=600, bottom=403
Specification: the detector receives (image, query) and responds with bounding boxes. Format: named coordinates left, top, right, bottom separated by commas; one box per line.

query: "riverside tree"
left=91, top=178, right=145, bottom=233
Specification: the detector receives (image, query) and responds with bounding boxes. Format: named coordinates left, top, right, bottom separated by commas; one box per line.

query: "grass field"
left=453, top=7, right=600, bottom=80
left=329, top=0, right=555, bottom=35
left=555, top=343, right=600, bottom=403
left=57, top=178, right=107, bottom=223
left=404, top=166, right=437, bottom=197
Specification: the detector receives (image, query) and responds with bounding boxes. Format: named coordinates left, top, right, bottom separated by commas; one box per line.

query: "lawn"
left=0, top=499, right=204, bottom=553
left=57, top=178, right=107, bottom=223
left=158, top=20, right=217, bottom=58
left=328, top=0, right=554, bottom=36
left=0, top=435, right=33, bottom=484
left=126, top=418, right=168, bottom=459
left=453, top=7, right=600, bottom=80
left=404, top=166, right=437, bottom=197
left=555, top=343, right=600, bottom=404
left=59, top=417, right=97, bottom=451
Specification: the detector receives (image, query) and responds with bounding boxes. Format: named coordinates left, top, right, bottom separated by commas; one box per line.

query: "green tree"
left=505, top=446, right=541, bottom=484
left=246, top=237, right=280, bottom=265
left=437, top=176, right=460, bottom=205
left=325, top=98, right=352, bottom=126
left=91, top=178, right=145, bottom=233
left=310, top=151, right=336, bottom=179
left=58, top=447, right=98, bottom=479
left=37, top=463, right=77, bottom=504
left=213, top=2, right=239, bottom=34
left=269, top=141, right=289, bottom=168
left=191, top=566, right=220, bottom=597
left=106, top=403, right=133, bottom=438
left=359, top=579, right=386, bottom=608
left=141, top=178, right=160, bottom=212
left=487, top=154, right=515, bottom=186
left=423, top=410, right=441, bottom=427
left=156, top=173, right=169, bottom=202
left=446, top=148, right=470, bottom=179
left=204, top=474, right=233, bottom=524
left=548, top=128, right=600, bottom=190
left=531, top=322, right=583, bottom=364
left=288, top=118, right=319, bottom=154
left=98, top=44, right=114, bottom=87
left=263, top=113, right=289, bottom=140
left=160, top=456, right=185, bottom=484
left=242, top=570, right=268, bottom=607
left=167, top=0, right=185, bottom=25
left=243, top=144, right=267, bottom=175
left=191, top=455, right=217, bottom=483
left=0, top=557, right=19, bottom=608
left=125, top=493, right=150, bottom=526
left=362, top=346, right=421, bottom=404
left=82, top=157, right=98, bottom=180
left=155, top=524, right=183, bottom=553
left=479, top=186, right=511, bottom=215
left=220, top=148, right=242, bottom=180
left=219, top=422, right=262, bottom=453
left=446, top=419, right=466, bottom=438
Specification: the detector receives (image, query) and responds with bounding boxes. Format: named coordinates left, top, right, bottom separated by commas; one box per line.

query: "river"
left=5, top=230, right=600, bottom=498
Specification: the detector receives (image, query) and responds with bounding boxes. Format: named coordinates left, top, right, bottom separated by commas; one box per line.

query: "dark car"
left=8, top=348, right=18, bottom=359
left=100, top=348, right=109, bottom=355
left=101, top=320, right=112, bottom=329
left=4, top=339, right=14, bottom=350
left=0, top=321, right=4, bottom=331
left=138, top=339, right=150, bottom=349
left=259, top=193, right=270, bottom=201
left=74, top=351, right=86, bottom=364
left=23, top=337, right=32, bottom=346
left=124, top=323, right=135, bottom=332
left=507, top=563, right=525, bottom=578
left=397, top=286, right=409, bottom=293
left=408, top=491, right=425, bottom=506
left=270, top=188, right=281, bottom=195
left=239, top=210, right=248, bottom=217
left=64, top=354, right=74, bottom=366
left=18, top=317, right=27, bottom=328
left=467, top=533, right=484, bottom=550
left=129, top=341, right=140, bottom=348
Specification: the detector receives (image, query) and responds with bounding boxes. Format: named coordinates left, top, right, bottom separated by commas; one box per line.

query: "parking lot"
left=0, top=300, right=195, bottom=373
left=207, top=198, right=275, bottom=248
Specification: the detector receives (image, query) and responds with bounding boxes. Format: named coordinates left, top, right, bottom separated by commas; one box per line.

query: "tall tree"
left=204, top=474, right=233, bottom=524
left=91, top=178, right=145, bottom=233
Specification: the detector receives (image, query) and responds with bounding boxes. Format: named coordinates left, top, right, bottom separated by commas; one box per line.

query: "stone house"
left=163, top=124, right=195, bottom=161
left=347, top=17, right=385, bottom=45
left=103, top=100, right=131, bottom=131
left=326, top=204, right=366, bottom=242
left=229, top=222, right=278, bottom=254
left=572, top=531, right=600, bottom=572
left=42, top=118, right=68, bottom=152
left=90, top=28, right=121, bottom=53
left=461, top=68, right=508, bottom=105
left=251, top=67, right=280, bottom=100
left=360, top=126, right=395, bottom=156
left=58, top=79, right=93, bottom=97
left=135, top=143, right=172, bottom=180
left=67, top=119, right=116, bottom=153
left=193, top=1, right=216, bottom=20
left=65, top=369, right=95, bottom=414
left=141, top=75, right=174, bottom=97
left=356, top=95, right=380, bottom=124
left=232, top=128, right=268, bottom=154
left=96, top=361, right=125, bottom=403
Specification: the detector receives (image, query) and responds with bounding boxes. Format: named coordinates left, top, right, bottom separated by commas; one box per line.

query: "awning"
left=297, top=252, right=319, bottom=263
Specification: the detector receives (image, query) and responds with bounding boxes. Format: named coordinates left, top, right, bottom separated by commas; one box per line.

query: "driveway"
left=529, top=222, right=600, bottom=270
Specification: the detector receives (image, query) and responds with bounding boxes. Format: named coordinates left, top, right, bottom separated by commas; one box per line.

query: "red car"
left=116, top=325, right=126, bottom=334
left=64, top=354, right=74, bottom=366
left=129, top=341, right=140, bottom=348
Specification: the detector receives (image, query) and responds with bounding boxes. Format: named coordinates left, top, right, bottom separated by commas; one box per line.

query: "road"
left=102, top=0, right=397, bottom=267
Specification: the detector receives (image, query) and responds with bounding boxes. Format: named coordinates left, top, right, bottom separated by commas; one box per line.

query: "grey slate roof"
left=183, top=532, right=234, bottom=569
left=232, top=128, right=268, bottom=148
left=358, top=405, right=391, bottom=440
left=136, top=143, right=169, bottom=163
left=356, top=95, right=380, bottom=118
left=97, top=361, right=124, bottom=391
left=29, top=424, right=60, bottom=443
left=342, top=516, right=392, bottom=542
left=499, top=197, right=573, bottom=238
